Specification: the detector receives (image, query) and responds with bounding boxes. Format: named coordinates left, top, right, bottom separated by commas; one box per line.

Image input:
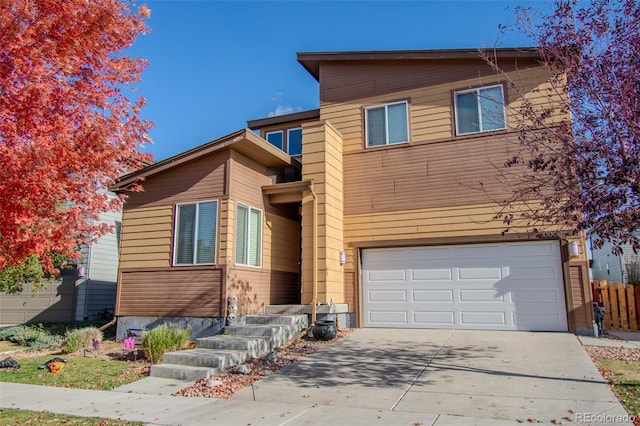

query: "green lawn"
left=0, top=355, right=147, bottom=390
left=0, top=408, right=144, bottom=425
left=597, top=358, right=640, bottom=416
left=0, top=340, right=26, bottom=352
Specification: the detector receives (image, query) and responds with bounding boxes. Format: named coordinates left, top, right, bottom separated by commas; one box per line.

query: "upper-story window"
left=454, top=85, right=506, bottom=135
left=365, top=101, right=409, bottom=148
left=266, top=127, right=302, bottom=156
left=174, top=200, right=218, bottom=265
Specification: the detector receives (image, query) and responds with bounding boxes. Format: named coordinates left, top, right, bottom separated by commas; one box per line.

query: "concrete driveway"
left=232, top=328, right=630, bottom=425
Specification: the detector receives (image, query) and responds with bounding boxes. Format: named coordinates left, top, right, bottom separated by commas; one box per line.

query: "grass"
left=0, top=354, right=147, bottom=390
left=597, top=358, right=640, bottom=416
left=0, top=408, right=144, bottom=425
left=0, top=340, right=26, bottom=352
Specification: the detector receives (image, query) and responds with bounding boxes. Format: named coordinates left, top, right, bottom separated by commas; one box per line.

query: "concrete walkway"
left=1, top=329, right=635, bottom=425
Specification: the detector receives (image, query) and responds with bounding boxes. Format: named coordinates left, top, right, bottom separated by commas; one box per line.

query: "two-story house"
left=110, top=48, right=593, bottom=339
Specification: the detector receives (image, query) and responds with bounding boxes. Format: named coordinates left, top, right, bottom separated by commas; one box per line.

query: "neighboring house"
left=0, top=195, right=121, bottom=324
left=591, top=231, right=640, bottom=284
left=111, top=48, right=593, bottom=339
left=74, top=200, right=122, bottom=321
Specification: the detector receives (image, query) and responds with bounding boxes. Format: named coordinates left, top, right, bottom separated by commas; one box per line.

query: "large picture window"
left=365, top=101, right=409, bottom=147
left=454, top=85, right=506, bottom=135
left=235, top=203, right=262, bottom=267
left=174, top=201, right=218, bottom=265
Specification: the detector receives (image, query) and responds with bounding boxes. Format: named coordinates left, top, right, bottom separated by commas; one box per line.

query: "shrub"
left=0, top=324, right=61, bottom=350
left=141, top=324, right=190, bottom=364
left=62, top=327, right=103, bottom=356
left=61, top=329, right=82, bottom=353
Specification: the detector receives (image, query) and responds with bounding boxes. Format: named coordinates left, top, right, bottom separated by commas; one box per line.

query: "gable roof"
left=111, top=129, right=299, bottom=191
left=297, top=47, right=539, bottom=81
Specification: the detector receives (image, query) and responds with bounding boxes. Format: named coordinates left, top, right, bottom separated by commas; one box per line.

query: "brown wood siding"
left=320, top=65, right=556, bottom=154
left=343, top=133, right=518, bottom=215
left=118, top=268, right=223, bottom=317
left=119, top=205, right=173, bottom=269
left=569, top=262, right=592, bottom=330
left=124, top=151, right=228, bottom=209
left=226, top=268, right=299, bottom=316
left=319, top=59, right=535, bottom=104
left=229, top=151, right=273, bottom=207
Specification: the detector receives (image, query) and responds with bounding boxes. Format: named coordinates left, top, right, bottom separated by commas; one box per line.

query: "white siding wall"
left=590, top=232, right=639, bottom=283
left=74, top=192, right=121, bottom=320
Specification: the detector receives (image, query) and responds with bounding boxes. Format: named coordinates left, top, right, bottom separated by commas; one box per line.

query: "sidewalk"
left=577, top=330, right=640, bottom=348
left=0, top=382, right=517, bottom=426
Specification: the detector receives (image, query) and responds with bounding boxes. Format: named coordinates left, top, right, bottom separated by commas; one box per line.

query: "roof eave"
left=297, top=47, right=540, bottom=81
left=111, top=129, right=297, bottom=192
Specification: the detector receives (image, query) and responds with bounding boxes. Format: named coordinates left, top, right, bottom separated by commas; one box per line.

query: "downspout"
left=309, top=182, right=318, bottom=325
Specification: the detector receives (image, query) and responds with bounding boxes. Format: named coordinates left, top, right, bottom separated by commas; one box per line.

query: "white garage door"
left=362, top=241, right=568, bottom=331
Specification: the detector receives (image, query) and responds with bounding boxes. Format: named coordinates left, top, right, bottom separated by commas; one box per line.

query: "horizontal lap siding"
left=320, top=64, right=555, bottom=154
left=343, top=135, right=517, bottom=215
left=227, top=268, right=299, bottom=316
left=124, top=152, right=227, bottom=209
left=320, top=60, right=524, bottom=104
left=119, top=205, right=173, bottom=269
left=117, top=152, right=229, bottom=317
left=118, top=268, right=223, bottom=317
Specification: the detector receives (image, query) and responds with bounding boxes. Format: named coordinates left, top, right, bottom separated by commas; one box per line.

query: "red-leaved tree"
left=0, top=0, right=153, bottom=292
left=483, top=0, right=640, bottom=254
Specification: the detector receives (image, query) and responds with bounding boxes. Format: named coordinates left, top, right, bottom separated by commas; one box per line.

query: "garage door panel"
left=459, top=289, right=503, bottom=302
left=362, top=241, right=568, bottom=331
left=369, top=311, right=408, bottom=324
left=411, top=269, right=452, bottom=281
left=368, top=290, right=407, bottom=302
left=413, top=289, right=454, bottom=302
left=460, top=311, right=507, bottom=326
left=458, top=267, right=502, bottom=280
left=368, top=269, right=406, bottom=281
left=414, top=311, right=455, bottom=325
left=511, top=289, right=563, bottom=303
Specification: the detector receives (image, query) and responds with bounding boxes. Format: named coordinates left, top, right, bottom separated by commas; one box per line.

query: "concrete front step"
left=162, top=348, right=248, bottom=369
left=149, top=314, right=308, bottom=382
left=197, top=335, right=270, bottom=357
left=245, top=314, right=309, bottom=329
left=150, top=363, right=219, bottom=381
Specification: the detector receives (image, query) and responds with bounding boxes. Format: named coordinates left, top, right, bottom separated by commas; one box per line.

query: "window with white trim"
left=174, top=201, right=218, bottom=265
left=454, top=84, right=506, bottom=135
left=266, top=128, right=302, bottom=155
left=235, top=203, right=262, bottom=267
left=266, top=130, right=283, bottom=150
left=365, top=101, right=409, bottom=147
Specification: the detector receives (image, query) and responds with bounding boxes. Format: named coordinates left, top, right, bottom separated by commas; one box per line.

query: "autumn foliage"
left=0, top=0, right=152, bottom=290
left=484, top=0, right=640, bottom=254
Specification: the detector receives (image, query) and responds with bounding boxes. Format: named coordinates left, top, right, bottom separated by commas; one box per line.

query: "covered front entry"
left=362, top=240, right=568, bottom=331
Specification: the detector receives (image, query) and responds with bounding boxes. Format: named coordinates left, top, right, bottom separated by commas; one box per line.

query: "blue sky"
left=126, top=1, right=548, bottom=161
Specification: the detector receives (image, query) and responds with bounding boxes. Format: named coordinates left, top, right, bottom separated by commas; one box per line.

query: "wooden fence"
left=592, top=280, right=640, bottom=331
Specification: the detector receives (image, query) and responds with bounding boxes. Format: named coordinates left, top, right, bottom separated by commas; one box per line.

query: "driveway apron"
left=232, top=328, right=629, bottom=424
